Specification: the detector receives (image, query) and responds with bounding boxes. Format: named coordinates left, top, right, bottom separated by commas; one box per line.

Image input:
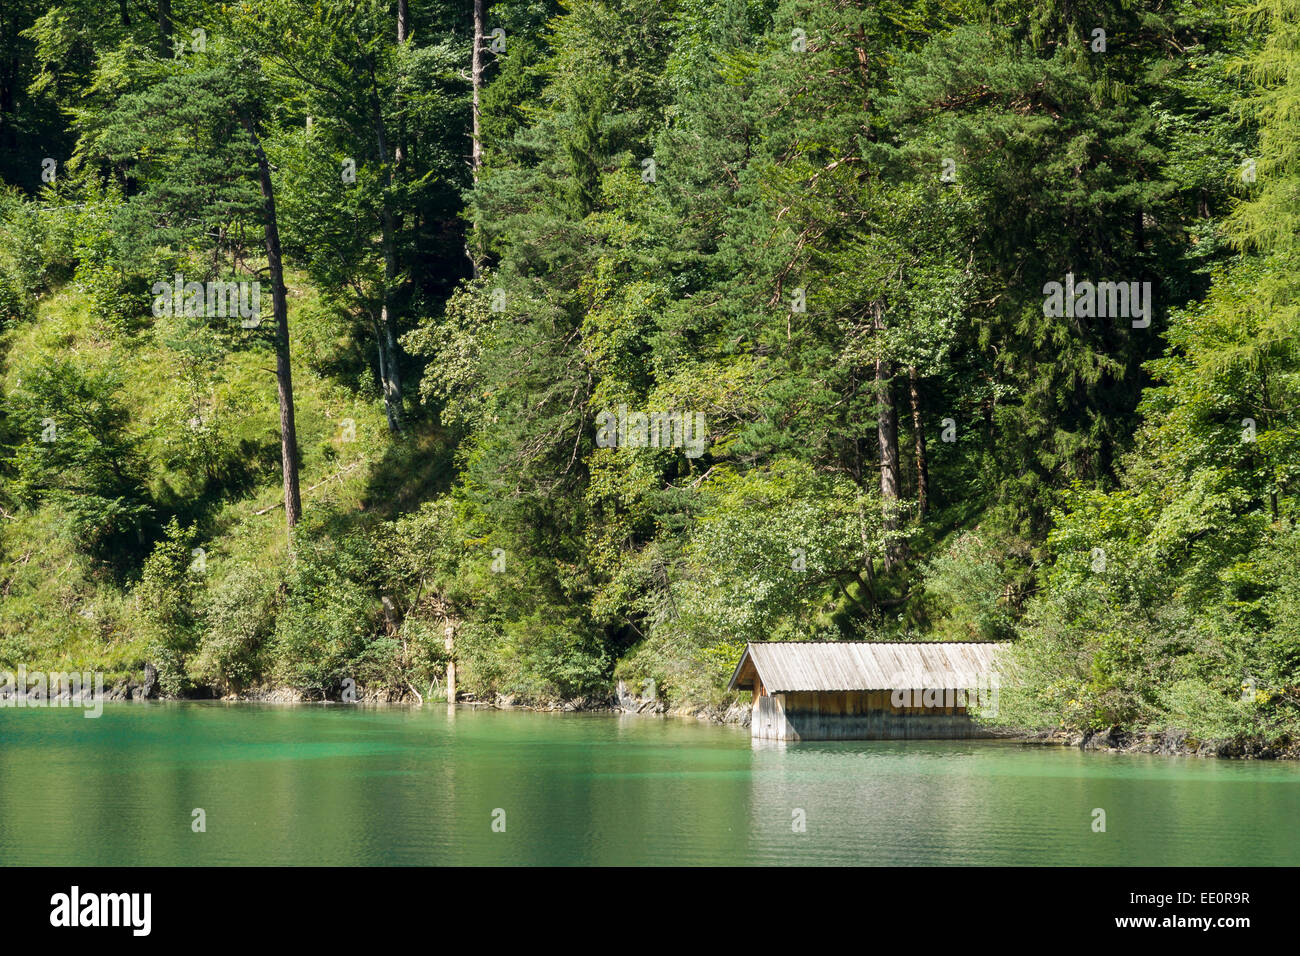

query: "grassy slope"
left=0, top=274, right=396, bottom=682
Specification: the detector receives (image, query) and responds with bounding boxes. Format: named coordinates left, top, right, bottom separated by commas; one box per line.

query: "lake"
left=2, top=703, right=1297, bottom=865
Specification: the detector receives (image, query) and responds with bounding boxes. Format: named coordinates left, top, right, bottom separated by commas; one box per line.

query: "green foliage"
left=135, top=518, right=202, bottom=695
left=0, top=0, right=1294, bottom=749
left=0, top=185, right=79, bottom=319
left=0, top=262, right=33, bottom=327
left=192, top=563, right=278, bottom=692
left=1003, top=251, right=1300, bottom=739
left=403, top=274, right=498, bottom=431
left=270, top=522, right=385, bottom=696
left=922, top=532, right=1018, bottom=642
left=8, top=355, right=154, bottom=562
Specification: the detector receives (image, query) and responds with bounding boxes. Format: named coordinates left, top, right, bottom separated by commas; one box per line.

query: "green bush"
left=0, top=187, right=79, bottom=293
left=193, top=564, right=279, bottom=693
left=269, top=525, right=386, bottom=696
left=922, top=532, right=1017, bottom=642
left=0, top=263, right=34, bottom=326
left=135, top=519, right=202, bottom=696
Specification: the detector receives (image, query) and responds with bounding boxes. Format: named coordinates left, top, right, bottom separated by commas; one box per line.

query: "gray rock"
left=722, top=701, right=752, bottom=727
left=1081, top=726, right=1123, bottom=750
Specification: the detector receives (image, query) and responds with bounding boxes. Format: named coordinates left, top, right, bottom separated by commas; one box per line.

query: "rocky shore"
left=457, top=680, right=753, bottom=728
left=58, top=669, right=1297, bottom=758
left=89, top=670, right=751, bottom=722
left=1021, top=726, right=1299, bottom=760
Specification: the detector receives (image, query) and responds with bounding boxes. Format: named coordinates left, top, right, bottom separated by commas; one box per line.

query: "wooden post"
left=444, top=624, right=456, bottom=702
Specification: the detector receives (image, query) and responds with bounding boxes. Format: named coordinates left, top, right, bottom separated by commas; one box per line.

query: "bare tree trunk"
left=468, top=0, right=486, bottom=277
left=472, top=0, right=485, bottom=176
left=157, top=0, right=172, bottom=58
left=371, top=313, right=390, bottom=414
left=395, top=0, right=408, bottom=167
left=379, top=209, right=404, bottom=433
left=877, top=366, right=901, bottom=546
left=370, top=91, right=405, bottom=432
left=909, top=365, right=928, bottom=517
left=390, top=9, right=411, bottom=421
left=241, top=117, right=302, bottom=532
left=875, top=307, right=901, bottom=568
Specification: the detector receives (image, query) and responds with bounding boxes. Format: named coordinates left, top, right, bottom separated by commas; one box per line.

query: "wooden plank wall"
left=751, top=690, right=994, bottom=741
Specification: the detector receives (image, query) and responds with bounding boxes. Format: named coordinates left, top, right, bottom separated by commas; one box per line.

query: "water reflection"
left=0, top=705, right=1296, bottom=865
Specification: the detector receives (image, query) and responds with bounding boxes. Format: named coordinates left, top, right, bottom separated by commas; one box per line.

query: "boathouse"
left=728, top=641, right=1006, bottom=741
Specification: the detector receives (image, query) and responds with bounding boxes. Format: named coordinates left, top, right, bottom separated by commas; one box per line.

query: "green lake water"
left=1, top=702, right=1297, bottom=865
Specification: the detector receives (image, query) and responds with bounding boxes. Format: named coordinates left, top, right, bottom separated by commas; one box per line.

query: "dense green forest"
left=1, top=0, right=1296, bottom=743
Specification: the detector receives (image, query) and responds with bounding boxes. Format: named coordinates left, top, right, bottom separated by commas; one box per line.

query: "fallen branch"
left=254, top=461, right=364, bottom=515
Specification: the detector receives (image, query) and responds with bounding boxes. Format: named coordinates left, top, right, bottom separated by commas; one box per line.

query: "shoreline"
left=47, top=674, right=1295, bottom=760
left=1017, top=727, right=1300, bottom=760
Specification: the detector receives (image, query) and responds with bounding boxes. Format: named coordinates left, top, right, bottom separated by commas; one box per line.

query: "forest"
left=0, top=0, right=1297, bottom=745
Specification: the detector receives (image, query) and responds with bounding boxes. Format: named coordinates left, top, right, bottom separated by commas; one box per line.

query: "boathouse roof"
left=727, top=641, right=1006, bottom=693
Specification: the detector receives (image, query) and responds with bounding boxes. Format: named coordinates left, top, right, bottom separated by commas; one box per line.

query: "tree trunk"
left=157, top=0, right=172, bottom=58
left=379, top=209, right=404, bottom=433
left=370, top=312, right=392, bottom=416
left=472, top=0, right=485, bottom=176
left=468, top=0, right=486, bottom=277
left=370, top=93, right=405, bottom=432
left=875, top=307, right=901, bottom=568
left=877, top=367, right=900, bottom=527
left=241, top=118, right=302, bottom=533
left=395, top=0, right=408, bottom=168
left=909, top=365, right=928, bottom=516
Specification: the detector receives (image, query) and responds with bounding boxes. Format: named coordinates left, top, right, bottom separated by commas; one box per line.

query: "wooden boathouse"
left=728, top=641, right=1006, bottom=741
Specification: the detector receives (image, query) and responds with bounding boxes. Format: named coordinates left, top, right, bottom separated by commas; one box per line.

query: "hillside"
left=1, top=0, right=1298, bottom=748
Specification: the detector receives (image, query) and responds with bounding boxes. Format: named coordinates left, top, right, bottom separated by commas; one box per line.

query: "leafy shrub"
left=0, top=263, right=34, bottom=326
left=135, top=519, right=202, bottom=696
left=0, top=186, right=79, bottom=293
left=270, top=525, right=384, bottom=696
left=193, top=563, right=279, bottom=692
left=922, top=532, right=1017, bottom=642
left=8, top=357, right=155, bottom=564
